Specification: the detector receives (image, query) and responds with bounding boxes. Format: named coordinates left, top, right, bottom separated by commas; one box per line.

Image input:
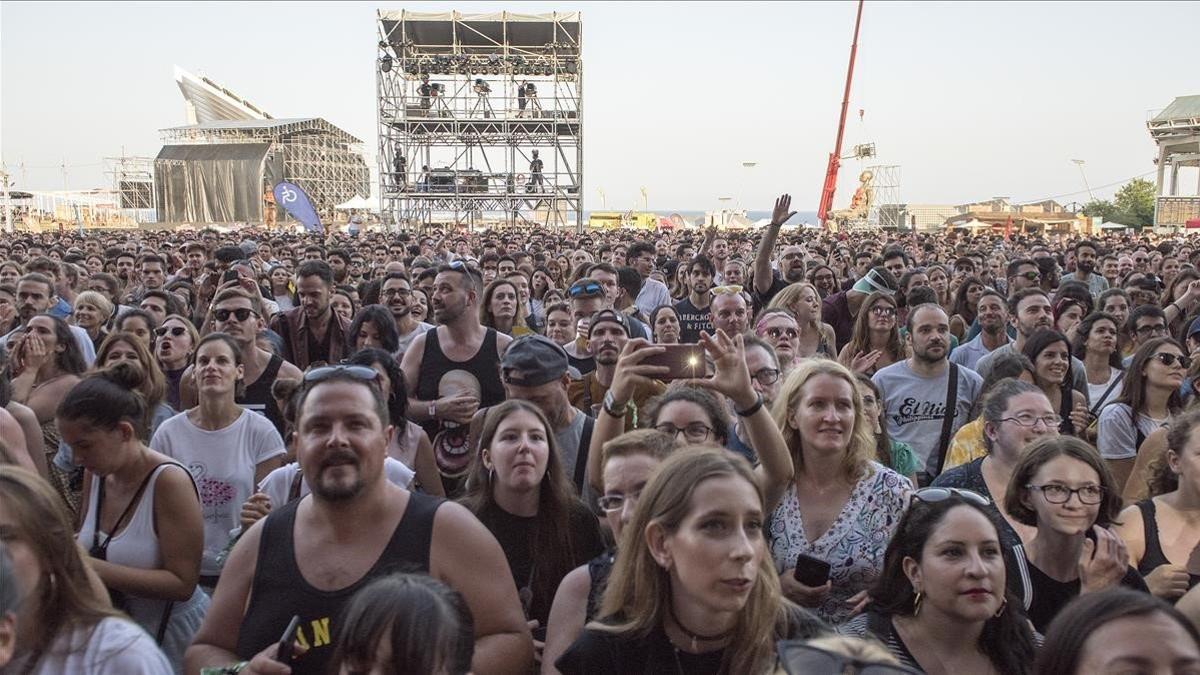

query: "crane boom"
left=817, top=0, right=866, bottom=229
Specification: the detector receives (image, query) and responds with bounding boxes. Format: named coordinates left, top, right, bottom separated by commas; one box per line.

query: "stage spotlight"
left=564, top=60, right=577, bottom=74
left=381, top=56, right=393, bottom=73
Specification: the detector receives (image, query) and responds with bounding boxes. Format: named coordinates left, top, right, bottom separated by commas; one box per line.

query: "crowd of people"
left=4, top=192, right=1200, bottom=673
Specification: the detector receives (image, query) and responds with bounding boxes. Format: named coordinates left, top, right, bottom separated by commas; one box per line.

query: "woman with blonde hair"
left=768, top=359, right=912, bottom=624
left=767, top=282, right=835, bottom=359
left=556, top=449, right=827, bottom=674
left=71, top=290, right=114, bottom=353
left=154, top=315, right=200, bottom=412
left=837, top=291, right=905, bottom=376
left=0, top=466, right=173, bottom=673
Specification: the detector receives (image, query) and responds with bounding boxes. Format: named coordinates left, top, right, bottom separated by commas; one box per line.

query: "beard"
left=1076, top=260, right=1094, bottom=274
left=311, top=455, right=366, bottom=502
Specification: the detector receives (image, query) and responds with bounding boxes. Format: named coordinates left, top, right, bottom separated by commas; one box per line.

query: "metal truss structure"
left=867, top=164, right=901, bottom=229
left=376, top=10, right=583, bottom=231
left=159, top=118, right=370, bottom=216
left=105, top=155, right=157, bottom=222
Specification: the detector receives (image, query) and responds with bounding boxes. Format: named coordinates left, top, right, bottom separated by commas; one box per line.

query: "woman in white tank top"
left=61, top=364, right=210, bottom=673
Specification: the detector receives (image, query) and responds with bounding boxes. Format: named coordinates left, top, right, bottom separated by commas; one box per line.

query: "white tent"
left=335, top=195, right=375, bottom=212
left=1098, top=221, right=1131, bottom=230
left=954, top=218, right=991, bottom=230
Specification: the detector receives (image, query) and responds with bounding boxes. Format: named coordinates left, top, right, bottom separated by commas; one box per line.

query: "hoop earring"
left=489, top=467, right=496, bottom=485
left=993, top=597, right=1007, bottom=618
left=912, top=591, right=922, bottom=617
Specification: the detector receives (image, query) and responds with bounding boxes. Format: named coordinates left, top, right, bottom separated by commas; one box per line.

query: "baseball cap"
left=501, top=334, right=580, bottom=386
left=588, top=309, right=629, bottom=338
left=1189, top=316, right=1200, bottom=338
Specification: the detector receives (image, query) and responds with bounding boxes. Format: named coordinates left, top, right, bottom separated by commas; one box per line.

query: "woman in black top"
left=1021, top=329, right=1089, bottom=436
left=839, top=487, right=1035, bottom=675
left=460, top=400, right=604, bottom=648
left=558, top=449, right=826, bottom=675
left=1003, top=436, right=1148, bottom=633
left=1115, top=406, right=1200, bottom=600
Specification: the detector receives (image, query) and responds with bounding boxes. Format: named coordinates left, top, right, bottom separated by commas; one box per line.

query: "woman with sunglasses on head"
left=154, top=315, right=199, bottom=413
left=1113, top=407, right=1200, bottom=601
left=837, top=291, right=905, bottom=377
left=1036, top=587, right=1200, bottom=675
left=557, top=449, right=827, bottom=675
left=1020, top=329, right=1090, bottom=437
left=150, top=333, right=286, bottom=593
left=462, top=400, right=605, bottom=660
left=769, top=359, right=912, bottom=625
left=64, top=364, right=209, bottom=671
left=1098, top=337, right=1187, bottom=493
left=948, top=275, right=985, bottom=342
left=1003, top=436, right=1148, bottom=634
left=839, top=487, right=1036, bottom=674
left=543, top=430, right=680, bottom=674
left=1, top=466, right=175, bottom=674
left=766, top=282, right=836, bottom=359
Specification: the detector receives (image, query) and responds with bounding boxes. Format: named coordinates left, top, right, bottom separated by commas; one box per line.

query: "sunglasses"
left=870, top=305, right=897, bottom=317
left=1153, top=352, right=1192, bottom=370
left=302, top=364, right=379, bottom=384
left=447, top=260, right=483, bottom=280
left=776, top=642, right=922, bottom=675
left=568, top=280, right=604, bottom=298
left=213, top=307, right=257, bottom=322
left=155, top=326, right=187, bottom=338
left=1016, top=271, right=1041, bottom=281
left=912, top=487, right=991, bottom=507
left=765, top=327, right=799, bottom=340
left=709, top=285, right=742, bottom=296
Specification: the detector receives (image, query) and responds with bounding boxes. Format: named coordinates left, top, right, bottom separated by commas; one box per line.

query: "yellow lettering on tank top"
left=311, top=617, right=331, bottom=647
left=294, top=626, right=310, bottom=649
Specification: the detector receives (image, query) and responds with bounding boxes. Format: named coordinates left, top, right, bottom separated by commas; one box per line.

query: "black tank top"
left=235, top=491, right=444, bottom=674
left=238, top=353, right=285, bottom=437
left=417, top=328, right=505, bottom=488
left=1136, top=499, right=1200, bottom=589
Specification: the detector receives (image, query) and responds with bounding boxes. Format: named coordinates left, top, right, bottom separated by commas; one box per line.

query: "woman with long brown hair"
left=461, top=400, right=604, bottom=653
left=836, top=291, right=905, bottom=376
left=0, top=466, right=173, bottom=672
left=948, top=275, right=985, bottom=341
left=557, top=449, right=826, bottom=674
left=480, top=279, right=532, bottom=337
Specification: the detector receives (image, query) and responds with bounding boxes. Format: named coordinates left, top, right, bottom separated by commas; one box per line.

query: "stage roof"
left=379, top=10, right=580, bottom=53
left=174, top=66, right=272, bottom=124
left=161, top=118, right=364, bottom=145
left=1152, top=95, right=1200, bottom=123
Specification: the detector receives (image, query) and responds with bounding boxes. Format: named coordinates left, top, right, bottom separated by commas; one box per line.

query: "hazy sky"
left=2, top=1, right=1197, bottom=211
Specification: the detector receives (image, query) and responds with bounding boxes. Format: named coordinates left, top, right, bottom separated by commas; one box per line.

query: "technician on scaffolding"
left=528, top=150, right=543, bottom=192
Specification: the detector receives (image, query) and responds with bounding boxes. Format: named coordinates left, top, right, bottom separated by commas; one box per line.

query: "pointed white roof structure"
left=173, top=66, right=273, bottom=125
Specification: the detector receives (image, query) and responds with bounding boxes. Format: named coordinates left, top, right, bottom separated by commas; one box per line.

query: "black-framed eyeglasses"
left=382, top=287, right=412, bottom=298
left=1135, top=324, right=1167, bottom=336
left=568, top=280, right=604, bottom=298
left=213, top=307, right=257, bottom=322
left=155, top=326, right=187, bottom=338
left=999, top=413, right=1061, bottom=429
left=597, top=489, right=642, bottom=513
left=776, top=641, right=922, bottom=675
left=751, top=368, right=781, bottom=386
left=303, top=364, right=379, bottom=384
left=655, top=423, right=713, bottom=443
left=1026, top=483, right=1105, bottom=505
left=1153, top=352, right=1192, bottom=370
left=912, top=487, right=991, bottom=507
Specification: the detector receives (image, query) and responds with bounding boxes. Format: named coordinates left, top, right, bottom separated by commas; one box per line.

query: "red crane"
left=817, top=0, right=866, bottom=230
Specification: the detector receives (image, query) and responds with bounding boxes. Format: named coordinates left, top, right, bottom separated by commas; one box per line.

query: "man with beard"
left=381, top=272, right=432, bottom=360
left=673, top=255, right=716, bottom=344
left=186, top=369, right=533, bottom=675
left=586, top=263, right=650, bottom=339
left=568, top=310, right=664, bottom=431
left=402, top=263, right=510, bottom=492
left=1005, top=257, right=1042, bottom=294
left=624, top=242, right=671, bottom=317
left=751, top=194, right=805, bottom=307
left=873, top=303, right=983, bottom=484
left=180, top=288, right=301, bottom=436
left=974, top=288, right=1090, bottom=396
left=709, top=287, right=750, bottom=337
left=327, top=249, right=351, bottom=284
left=950, top=289, right=1010, bottom=370
left=1060, top=240, right=1109, bottom=296
left=0, top=272, right=95, bottom=366
left=269, top=261, right=350, bottom=370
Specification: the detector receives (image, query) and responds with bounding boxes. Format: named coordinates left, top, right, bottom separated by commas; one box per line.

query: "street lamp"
left=1071, top=159, right=1094, bottom=201
left=737, top=161, right=757, bottom=210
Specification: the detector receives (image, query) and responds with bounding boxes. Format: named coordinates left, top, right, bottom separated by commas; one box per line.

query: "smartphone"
left=222, top=269, right=240, bottom=284
left=1084, top=526, right=1098, bottom=557
left=276, top=615, right=301, bottom=664
left=641, top=344, right=706, bottom=380
left=793, top=553, right=831, bottom=587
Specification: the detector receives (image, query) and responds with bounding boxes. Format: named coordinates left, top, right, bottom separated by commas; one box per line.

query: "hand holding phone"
left=640, top=344, right=706, bottom=380
left=276, top=615, right=301, bottom=664
left=793, top=553, right=832, bottom=587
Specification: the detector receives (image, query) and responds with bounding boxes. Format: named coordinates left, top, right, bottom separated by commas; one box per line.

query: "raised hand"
left=771, top=194, right=798, bottom=228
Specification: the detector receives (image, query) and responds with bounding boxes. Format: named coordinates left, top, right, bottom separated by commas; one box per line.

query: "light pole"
left=738, top=161, right=757, bottom=211
left=1071, top=159, right=1094, bottom=201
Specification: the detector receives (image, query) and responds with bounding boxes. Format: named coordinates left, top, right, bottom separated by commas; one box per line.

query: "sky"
left=2, top=1, right=1198, bottom=212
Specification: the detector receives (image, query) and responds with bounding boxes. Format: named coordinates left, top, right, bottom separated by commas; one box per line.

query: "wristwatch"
left=602, top=389, right=628, bottom=418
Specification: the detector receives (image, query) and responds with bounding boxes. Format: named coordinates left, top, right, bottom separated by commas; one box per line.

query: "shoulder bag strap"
left=91, top=462, right=175, bottom=559
left=288, top=468, right=305, bottom=503
left=1089, top=372, right=1124, bottom=417
left=574, top=415, right=595, bottom=492
left=934, top=363, right=960, bottom=476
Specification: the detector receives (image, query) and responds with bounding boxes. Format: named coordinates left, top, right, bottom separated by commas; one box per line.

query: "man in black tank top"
left=180, top=289, right=302, bottom=437
left=401, top=263, right=511, bottom=493
left=185, top=370, right=533, bottom=675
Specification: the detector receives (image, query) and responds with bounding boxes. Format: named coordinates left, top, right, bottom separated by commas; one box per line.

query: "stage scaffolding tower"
left=376, top=10, right=583, bottom=232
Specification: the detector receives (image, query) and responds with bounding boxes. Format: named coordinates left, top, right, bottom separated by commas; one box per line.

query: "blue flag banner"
left=273, top=182, right=322, bottom=233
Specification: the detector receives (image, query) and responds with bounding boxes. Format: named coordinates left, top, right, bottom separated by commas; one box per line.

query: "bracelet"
left=602, top=389, right=628, bottom=418
left=199, top=663, right=248, bottom=675
left=735, top=394, right=765, bottom=418
left=428, top=401, right=437, bottom=418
